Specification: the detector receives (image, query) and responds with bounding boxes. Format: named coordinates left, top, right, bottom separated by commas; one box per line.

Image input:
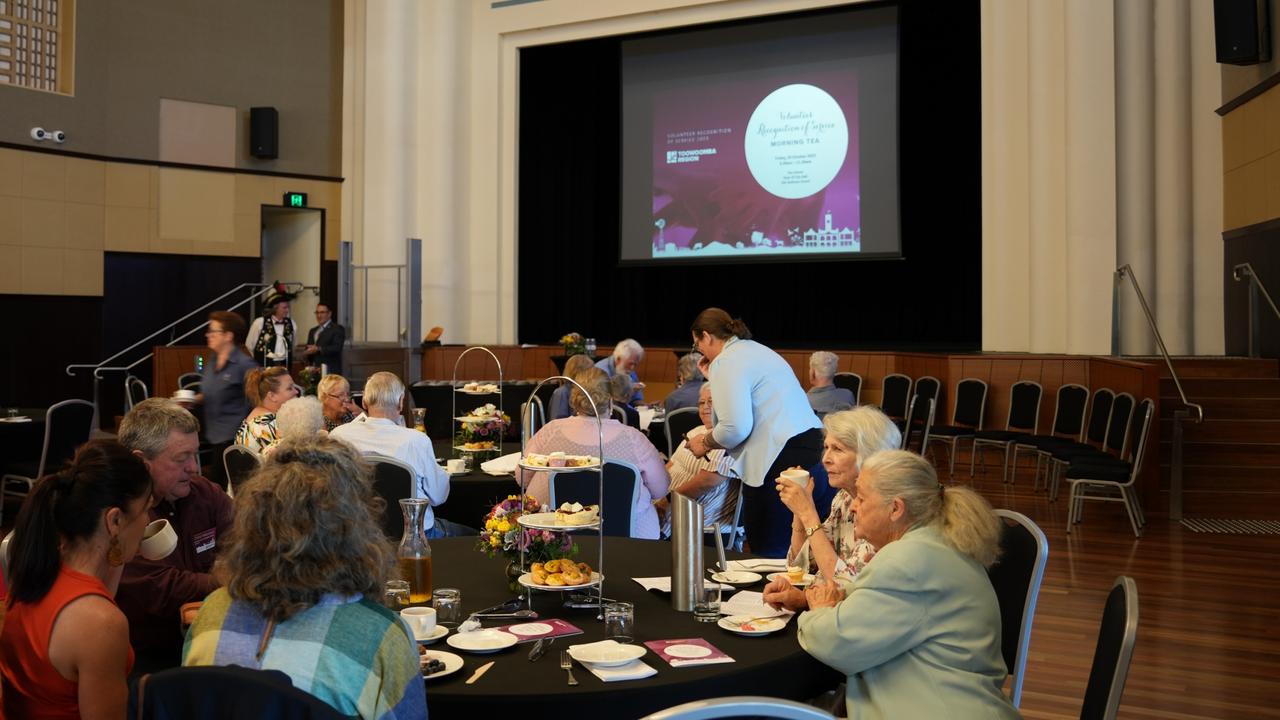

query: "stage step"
left=1159, top=418, right=1280, bottom=443
left=1160, top=377, right=1280, bottom=398
left=1143, top=356, right=1279, bottom=379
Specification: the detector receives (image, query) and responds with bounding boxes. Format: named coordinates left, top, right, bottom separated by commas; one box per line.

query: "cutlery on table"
left=560, top=650, right=579, bottom=686
left=735, top=615, right=780, bottom=628
left=465, top=660, right=495, bottom=685
left=528, top=636, right=553, bottom=661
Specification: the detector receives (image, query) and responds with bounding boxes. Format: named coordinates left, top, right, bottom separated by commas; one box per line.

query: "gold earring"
left=107, top=536, right=124, bottom=567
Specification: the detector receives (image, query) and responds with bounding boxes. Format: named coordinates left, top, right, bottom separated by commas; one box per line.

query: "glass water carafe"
left=398, top=498, right=433, bottom=603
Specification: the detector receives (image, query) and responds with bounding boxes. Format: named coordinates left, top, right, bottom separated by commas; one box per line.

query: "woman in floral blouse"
left=234, top=367, right=297, bottom=454
left=764, top=406, right=901, bottom=612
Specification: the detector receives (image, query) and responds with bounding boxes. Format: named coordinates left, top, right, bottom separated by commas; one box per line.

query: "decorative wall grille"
left=0, top=0, right=74, bottom=94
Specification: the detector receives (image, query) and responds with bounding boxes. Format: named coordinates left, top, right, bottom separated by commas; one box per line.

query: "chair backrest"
left=1079, top=576, right=1139, bottom=720
left=611, top=404, right=627, bottom=424
left=222, top=445, right=262, bottom=497
left=988, top=509, right=1049, bottom=708
left=522, top=396, right=545, bottom=439
left=368, top=454, right=416, bottom=539
left=640, top=695, right=836, bottom=720
left=1005, top=381, right=1043, bottom=433
left=38, top=399, right=95, bottom=478
left=130, top=665, right=348, bottom=719
left=951, top=378, right=988, bottom=428
left=880, top=373, right=912, bottom=418
left=549, top=460, right=642, bottom=537
left=1102, top=393, right=1135, bottom=455
left=1050, top=383, right=1090, bottom=439
left=664, top=408, right=703, bottom=458
left=913, top=376, right=941, bottom=405
left=1084, top=388, right=1116, bottom=445
left=900, top=396, right=935, bottom=454
left=177, top=372, right=202, bottom=389
left=833, top=372, right=862, bottom=405
left=1119, top=401, right=1154, bottom=484
left=125, top=376, right=149, bottom=411
left=534, top=382, right=557, bottom=414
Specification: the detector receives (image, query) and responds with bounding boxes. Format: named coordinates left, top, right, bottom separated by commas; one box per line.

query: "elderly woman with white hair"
left=595, top=338, right=645, bottom=403
left=764, top=407, right=900, bottom=611
left=794, top=450, right=1017, bottom=720
left=274, top=396, right=326, bottom=443
left=806, top=351, right=854, bottom=416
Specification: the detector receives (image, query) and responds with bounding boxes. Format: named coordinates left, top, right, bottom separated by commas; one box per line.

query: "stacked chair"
left=879, top=373, right=912, bottom=423
left=1041, top=393, right=1134, bottom=501
left=1065, top=399, right=1153, bottom=538
left=928, top=378, right=988, bottom=477
left=1010, top=384, right=1090, bottom=485
left=833, top=372, right=862, bottom=406
left=970, top=381, right=1043, bottom=483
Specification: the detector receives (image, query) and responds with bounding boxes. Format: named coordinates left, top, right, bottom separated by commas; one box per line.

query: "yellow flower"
left=486, top=518, right=498, bottom=531
left=497, top=519, right=511, bottom=533
left=489, top=534, right=500, bottom=546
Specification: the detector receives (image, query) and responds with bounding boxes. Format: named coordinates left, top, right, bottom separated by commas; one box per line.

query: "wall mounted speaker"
left=249, top=106, right=279, bottom=159
left=1215, top=0, right=1272, bottom=65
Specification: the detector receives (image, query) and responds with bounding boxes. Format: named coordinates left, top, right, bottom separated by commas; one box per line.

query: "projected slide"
left=651, top=74, right=859, bottom=259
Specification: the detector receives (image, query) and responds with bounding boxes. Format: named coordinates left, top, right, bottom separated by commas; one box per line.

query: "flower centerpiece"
left=455, top=403, right=510, bottom=451
left=477, top=495, right=577, bottom=589
left=559, top=332, right=586, bottom=356
left=297, top=366, right=322, bottom=396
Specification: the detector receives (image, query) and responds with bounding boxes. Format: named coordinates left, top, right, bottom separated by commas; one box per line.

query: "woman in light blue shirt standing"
left=686, top=307, right=833, bottom=556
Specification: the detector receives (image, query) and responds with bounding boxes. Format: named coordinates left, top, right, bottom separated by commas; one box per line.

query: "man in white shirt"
left=330, top=371, right=470, bottom=537
left=246, top=295, right=297, bottom=367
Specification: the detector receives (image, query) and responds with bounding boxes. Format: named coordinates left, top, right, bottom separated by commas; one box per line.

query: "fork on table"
left=559, top=650, right=579, bottom=686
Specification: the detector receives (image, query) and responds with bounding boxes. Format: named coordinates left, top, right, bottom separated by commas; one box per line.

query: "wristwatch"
left=804, top=524, right=823, bottom=539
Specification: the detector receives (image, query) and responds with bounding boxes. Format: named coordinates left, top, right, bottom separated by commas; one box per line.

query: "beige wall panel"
left=20, top=247, right=64, bottom=294
left=158, top=168, right=234, bottom=245
left=65, top=159, right=106, bottom=206
left=0, top=149, right=23, bottom=196
left=65, top=203, right=106, bottom=250
left=21, top=199, right=66, bottom=248
left=230, top=213, right=262, bottom=257
left=325, top=218, right=340, bottom=261
left=149, top=166, right=160, bottom=209
left=63, top=249, right=104, bottom=296
left=235, top=174, right=276, bottom=215
left=0, top=244, right=20, bottom=293
left=21, top=153, right=66, bottom=202
left=1264, top=151, right=1280, bottom=221
left=105, top=163, right=151, bottom=208
left=1234, top=158, right=1268, bottom=228
left=0, top=196, right=20, bottom=245
left=105, top=205, right=151, bottom=252
left=158, top=98, right=237, bottom=168
left=1263, top=87, right=1280, bottom=158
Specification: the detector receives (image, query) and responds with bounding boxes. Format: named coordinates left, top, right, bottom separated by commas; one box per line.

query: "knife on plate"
left=465, top=660, right=495, bottom=684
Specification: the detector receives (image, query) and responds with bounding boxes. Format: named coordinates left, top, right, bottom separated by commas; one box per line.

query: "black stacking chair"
left=833, top=372, right=862, bottom=406
left=1011, top=383, right=1089, bottom=486
left=913, top=376, right=941, bottom=407
left=929, top=378, right=988, bottom=477
left=1079, top=577, right=1139, bottom=720
left=522, top=395, right=546, bottom=439
left=900, top=395, right=935, bottom=455
left=177, top=372, right=203, bottom=389
left=664, top=407, right=703, bottom=458
left=880, top=373, right=912, bottom=421
left=1066, top=399, right=1153, bottom=538
left=222, top=445, right=262, bottom=498
left=1, top=399, right=95, bottom=525
left=550, top=460, right=641, bottom=537
left=1046, top=392, right=1133, bottom=501
left=125, top=375, right=149, bottom=410
left=369, top=454, right=415, bottom=539
left=970, top=381, right=1043, bottom=483
left=1033, top=388, right=1114, bottom=495
left=988, top=510, right=1049, bottom=708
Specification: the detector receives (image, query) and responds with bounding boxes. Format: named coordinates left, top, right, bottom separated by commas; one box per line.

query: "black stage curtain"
left=517, top=0, right=981, bottom=351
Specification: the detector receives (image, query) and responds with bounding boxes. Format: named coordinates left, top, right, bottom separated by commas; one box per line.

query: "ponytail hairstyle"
left=860, top=450, right=1002, bottom=568
left=245, top=366, right=290, bottom=407
left=690, top=307, right=752, bottom=342
left=7, top=440, right=152, bottom=605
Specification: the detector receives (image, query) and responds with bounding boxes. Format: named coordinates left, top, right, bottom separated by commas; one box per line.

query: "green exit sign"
left=284, top=192, right=308, bottom=208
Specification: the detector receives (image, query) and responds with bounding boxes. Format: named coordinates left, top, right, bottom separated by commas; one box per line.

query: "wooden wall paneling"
left=153, top=345, right=207, bottom=399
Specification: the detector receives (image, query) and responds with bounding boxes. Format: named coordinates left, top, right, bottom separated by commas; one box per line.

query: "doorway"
left=260, top=206, right=324, bottom=339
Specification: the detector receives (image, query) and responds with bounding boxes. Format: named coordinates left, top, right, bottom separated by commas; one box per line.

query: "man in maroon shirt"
left=116, top=398, right=234, bottom=673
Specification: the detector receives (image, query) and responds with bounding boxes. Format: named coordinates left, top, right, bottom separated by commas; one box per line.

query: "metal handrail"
left=1232, top=263, right=1280, bottom=357
left=1114, top=265, right=1204, bottom=423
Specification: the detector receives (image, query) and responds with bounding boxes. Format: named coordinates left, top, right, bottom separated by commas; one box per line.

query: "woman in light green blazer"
left=795, top=450, right=1020, bottom=720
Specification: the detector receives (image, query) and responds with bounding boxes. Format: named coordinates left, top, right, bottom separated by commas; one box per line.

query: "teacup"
left=139, top=519, right=178, bottom=561
left=446, top=458, right=465, bottom=473
left=173, top=389, right=196, bottom=402
left=780, top=468, right=810, bottom=488
left=401, top=606, right=437, bottom=638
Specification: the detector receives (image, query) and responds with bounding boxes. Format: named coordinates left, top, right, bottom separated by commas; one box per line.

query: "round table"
left=422, top=537, right=841, bottom=717
left=0, top=407, right=48, bottom=476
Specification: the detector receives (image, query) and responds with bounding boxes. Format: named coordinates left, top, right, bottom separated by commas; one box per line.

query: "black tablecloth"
left=0, top=408, right=48, bottom=475
left=434, top=469, right=522, bottom=529
left=423, top=537, right=841, bottom=718
left=409, top=382, right=536, bottom=441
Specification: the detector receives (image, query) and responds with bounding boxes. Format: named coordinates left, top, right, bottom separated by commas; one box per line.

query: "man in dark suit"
left=303, top=302, right=346, bottom=374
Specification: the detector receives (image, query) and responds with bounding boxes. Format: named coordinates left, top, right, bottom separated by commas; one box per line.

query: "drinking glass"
left=413, top=408, right=427, bottom=433
left=432, top=587, right=462, bottom=627
left=383, top=580, right=411, bottom=610
left=6, top=408, right=18, bottom=420
left=693, top=581, right=721, bottom=622
left=604, top=601, right=635, bottom=643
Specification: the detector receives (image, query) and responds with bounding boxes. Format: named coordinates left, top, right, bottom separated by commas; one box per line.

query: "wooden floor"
left=950, top=456, right=1280, bottom=719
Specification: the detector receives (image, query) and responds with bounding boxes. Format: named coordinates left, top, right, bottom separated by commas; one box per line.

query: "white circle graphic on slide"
left=744, top=83, right=848, bottom=199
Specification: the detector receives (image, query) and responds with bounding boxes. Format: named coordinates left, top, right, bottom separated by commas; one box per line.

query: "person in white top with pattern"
left=655, top=383, right=739, bottom=537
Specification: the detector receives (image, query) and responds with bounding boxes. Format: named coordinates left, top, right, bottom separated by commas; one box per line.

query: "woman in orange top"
left=1, top=440, right=153, bottom=720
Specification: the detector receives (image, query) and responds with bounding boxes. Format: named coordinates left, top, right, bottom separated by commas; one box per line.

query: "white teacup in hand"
left=780, top=468, right=810, bottom=488
left=139, top=519, right=178, bottom=561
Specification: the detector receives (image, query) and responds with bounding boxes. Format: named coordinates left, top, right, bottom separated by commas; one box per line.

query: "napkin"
left=480, top=451, right=520, bottom=475
left=726, top=558, right=788, bottom=573
left=632, top=577, right=731, bottom=593
left=567, top=640, right=658, bottom=682
left=638, top=407, right=657, bottom=432
left=720, top=590, right=793, bottom=621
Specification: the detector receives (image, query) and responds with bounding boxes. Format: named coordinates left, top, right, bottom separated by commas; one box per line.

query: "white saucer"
left=447, top=629, right=518, bottom=654
left=766, top=571, right=817, bottom=587
left=710, top=570, right=763, bottom=585
left=420, top=649, right=465, bottom=679
left=506, top=622, right=553, bottom=637
left=416, top=625, right=449, bottom=644
left=718, top=615, right=787, bottom=636
left=665, top=643, right=712, bottom=659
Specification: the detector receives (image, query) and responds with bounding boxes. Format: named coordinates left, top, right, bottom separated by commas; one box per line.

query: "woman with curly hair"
left=182, top=436, right=426, bottom=719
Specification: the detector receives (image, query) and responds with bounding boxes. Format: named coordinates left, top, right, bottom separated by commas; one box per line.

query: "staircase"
left=1157, top=358, right=1280, bottom=519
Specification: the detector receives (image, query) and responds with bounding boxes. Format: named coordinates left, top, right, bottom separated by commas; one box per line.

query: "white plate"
left=453, top=444, right=499, bottom=453
left=0, top=417, right=31, bottom=423
left=420, top=649, right=465, bottom=679
left=718, top=615, right=787, bottom=636
left=665, top=643, right=712, bottom=659
left=456, top=386, right=500, bottom=395
left=517, top=512, right=599, bottom=530
left=766, top=572, right=817, bottom=587
left=454, top=415, right=488, bottom=422
left=517, top=458, right=601, bottom=472
left=710, top=570, right=763, bottom=585
left=518, top=571, right=603, bottom=592
left=446, top=629, right=518, bottom=654
left=416, top=625, right=449, bottom=644
left=569, top=643, right=647, bottom=667
left=506, top=622, right=553, bottom=637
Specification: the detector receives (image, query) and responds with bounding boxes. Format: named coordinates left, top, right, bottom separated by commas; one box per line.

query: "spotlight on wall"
left=30, top=127, right=48, bottom=141
left=52, top=130, right=66, bottom=143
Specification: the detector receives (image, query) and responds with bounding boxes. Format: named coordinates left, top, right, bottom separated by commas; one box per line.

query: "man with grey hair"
left=663, top=352, right=705, bottom=413
left=807, top=351, right=854, bottom=416
left=115, top=398, right=235, bottom=673
left=595, top=338, right=645, bottom=403
left=330, top=372, right=468, bottom=537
